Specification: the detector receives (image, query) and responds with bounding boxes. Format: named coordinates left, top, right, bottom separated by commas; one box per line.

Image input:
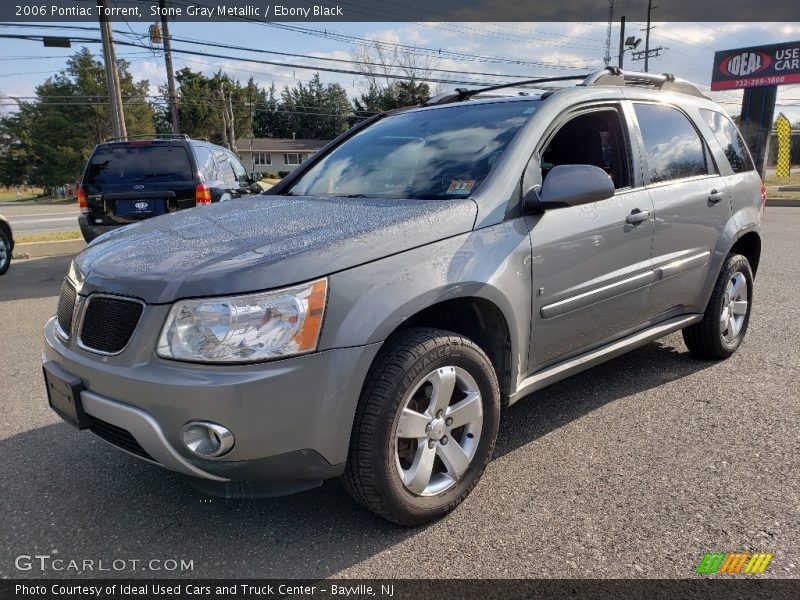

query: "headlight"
left=157, top=279, right=327, bottom=363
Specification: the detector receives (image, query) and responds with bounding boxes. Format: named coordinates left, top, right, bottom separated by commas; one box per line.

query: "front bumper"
left=44, top=316, right=381, bottom=493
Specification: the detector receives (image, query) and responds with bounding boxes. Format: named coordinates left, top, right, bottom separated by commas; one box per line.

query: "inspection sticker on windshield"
left=447, top=180, right=475, bottom=195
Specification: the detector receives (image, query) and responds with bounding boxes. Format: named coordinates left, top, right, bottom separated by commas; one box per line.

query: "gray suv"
left=43, top=69, right=763, bottom=525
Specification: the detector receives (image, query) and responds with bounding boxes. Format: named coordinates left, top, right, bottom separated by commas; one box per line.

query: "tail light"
left=760, top=184, right=767, bottom=207
left=195, top=183, right=212, bottom=205
left=77, top=187, right=88, bottom=214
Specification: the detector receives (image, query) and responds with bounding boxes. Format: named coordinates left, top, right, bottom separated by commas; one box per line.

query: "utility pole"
left=159, top=0, right=180, bottom=134
left=618, top=16, right=626, bottom=68
left=97, top=0, right=126, bottom=138
left=604, top=0, right=614, bottom=66
left=644, top=0, right=655, bottom=73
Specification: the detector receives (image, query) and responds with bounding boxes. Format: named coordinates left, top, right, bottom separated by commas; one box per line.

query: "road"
left=0, top=203, right=79, bottom=235
left=0, top=207, right=798, bottom=580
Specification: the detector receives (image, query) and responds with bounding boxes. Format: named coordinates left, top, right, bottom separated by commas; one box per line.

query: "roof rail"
left=580, top=67, right=708, bottom=99
left=105, top=133, right=191, bottom=142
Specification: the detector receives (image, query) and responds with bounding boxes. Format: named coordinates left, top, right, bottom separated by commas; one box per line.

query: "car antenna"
left=423, top=74, right=590, bottom=106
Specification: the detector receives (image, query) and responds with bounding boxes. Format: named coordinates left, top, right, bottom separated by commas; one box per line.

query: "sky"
left=1, top=20, right=800, bottom=122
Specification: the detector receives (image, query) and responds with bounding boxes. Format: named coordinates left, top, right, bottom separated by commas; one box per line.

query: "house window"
left=284, top=153, right=303, bottom=166
left=253, top=152, right=271, bottom=166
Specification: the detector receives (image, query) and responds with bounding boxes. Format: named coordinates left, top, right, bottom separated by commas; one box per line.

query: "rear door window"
left=85, top=145, right=193, bottom=185
left=215, top=151, right=237, bottom=186
left=193, top=145, right=218, bottom=182
left=699, top=109, right=755, bottom=174
left=226, top=151, right=249, bottom=185
left=633, top=104, right=710, bottom=184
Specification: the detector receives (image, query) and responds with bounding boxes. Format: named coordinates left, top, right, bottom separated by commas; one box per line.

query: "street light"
left=619, top=36, right=642, bottom=68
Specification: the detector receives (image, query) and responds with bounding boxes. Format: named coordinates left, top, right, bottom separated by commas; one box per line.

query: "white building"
left=235, top=138, right=330, bottom=174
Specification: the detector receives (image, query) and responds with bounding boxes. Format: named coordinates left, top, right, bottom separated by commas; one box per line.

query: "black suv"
left=78, top=135, right=261, bottom=242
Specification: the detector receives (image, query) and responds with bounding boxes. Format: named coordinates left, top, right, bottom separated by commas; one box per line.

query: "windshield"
left=86, top=145, right=193, bottom=185
left=287, top=100, right=539, bottom=199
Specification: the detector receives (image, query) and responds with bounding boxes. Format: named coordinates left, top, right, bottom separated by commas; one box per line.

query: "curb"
left=13, top=239, right=85, bottom=259
left=766, top=198, right=800, bottom=207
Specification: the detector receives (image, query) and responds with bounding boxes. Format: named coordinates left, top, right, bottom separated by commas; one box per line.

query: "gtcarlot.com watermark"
left=15, top=554, right=194, bottom=573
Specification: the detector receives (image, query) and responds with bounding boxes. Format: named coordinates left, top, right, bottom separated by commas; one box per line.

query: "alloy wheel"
left=394, top=366, right=483, bottom=497
left=720, top=271, right=748, bottom=344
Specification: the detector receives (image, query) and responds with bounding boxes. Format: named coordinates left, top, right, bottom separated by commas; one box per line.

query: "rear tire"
left=682, top=253, right=753, bottom=359
left=342, top=327, right=500, bottom=526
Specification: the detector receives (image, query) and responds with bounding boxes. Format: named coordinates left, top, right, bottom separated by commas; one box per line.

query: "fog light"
left=180, top=421, right=234, bottom=458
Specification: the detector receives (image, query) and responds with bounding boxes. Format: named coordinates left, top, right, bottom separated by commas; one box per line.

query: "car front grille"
left=89, top=418, right=155, bottom=462
left=79, top=295, right=144, bottom=354
left=56, top=280, right=77, bottom=337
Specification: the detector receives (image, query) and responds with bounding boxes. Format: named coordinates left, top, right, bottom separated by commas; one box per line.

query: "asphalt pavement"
left=0, top=207, right=798, bottom=579
left=0, top=203, right=79, bottom=235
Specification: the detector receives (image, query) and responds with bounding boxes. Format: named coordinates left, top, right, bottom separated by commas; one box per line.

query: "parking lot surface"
left=0, top=207, right=798, bottom=579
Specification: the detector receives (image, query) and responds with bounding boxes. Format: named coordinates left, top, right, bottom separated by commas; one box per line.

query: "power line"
left=0, top=23, right=596, bottom=80
left=0, top=34, right=579, bottom=88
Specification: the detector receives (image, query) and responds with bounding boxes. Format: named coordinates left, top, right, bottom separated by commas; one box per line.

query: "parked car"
left=77, top=135, right=261, bottom=242
left=0, top=213, right=14, bottom=275
left=43, top=68, right=763, bottom=525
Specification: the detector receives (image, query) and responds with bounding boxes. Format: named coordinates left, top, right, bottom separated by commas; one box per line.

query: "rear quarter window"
left=85, top=145, right=193, bottom=185
left=699, top=109, right=755, bottom=174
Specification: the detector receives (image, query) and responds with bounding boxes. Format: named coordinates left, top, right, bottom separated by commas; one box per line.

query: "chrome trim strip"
left=54, top=321, right=70, bottom=343
left=541, top=270, right=654, bottom=319
left=76, top=293, right=145, bottom=357
left=654, top=251, right=710, bottom=281
left=511, top=314, right=702, bottom=404
left=80, top=391, right=228, bottom=482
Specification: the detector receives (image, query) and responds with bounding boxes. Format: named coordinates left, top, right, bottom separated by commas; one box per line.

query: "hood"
left=72, top=195, right=477, bottom=303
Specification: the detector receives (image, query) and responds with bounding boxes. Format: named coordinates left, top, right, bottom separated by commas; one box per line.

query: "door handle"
left=708, top=189, right=724, bottom=204
left=625, top=209, right=652, bottom=225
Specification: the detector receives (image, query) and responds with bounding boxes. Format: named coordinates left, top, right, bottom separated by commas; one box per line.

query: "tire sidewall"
left=712, top=255, right=753, bottom=355
left=372, top=339, right=500, bottom=519
left=0, top=229, right=10, bottom=275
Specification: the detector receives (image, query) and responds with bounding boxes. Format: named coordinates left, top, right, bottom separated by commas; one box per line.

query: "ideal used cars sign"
left=711, top=41, right=800, bottom=90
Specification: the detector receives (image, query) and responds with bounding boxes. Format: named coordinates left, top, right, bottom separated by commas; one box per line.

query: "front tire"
left=682, top=253, right=753, bottom=359
left=342, top=327, right=500, bottom=526
left=0, top=228, right=11, bottom=275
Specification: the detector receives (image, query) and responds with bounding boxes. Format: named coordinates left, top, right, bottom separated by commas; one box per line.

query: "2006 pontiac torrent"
left=43, top=68, right=764, bottom=525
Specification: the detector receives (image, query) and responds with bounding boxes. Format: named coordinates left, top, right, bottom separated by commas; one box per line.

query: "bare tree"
left=351, top=41, right=443, bottom=94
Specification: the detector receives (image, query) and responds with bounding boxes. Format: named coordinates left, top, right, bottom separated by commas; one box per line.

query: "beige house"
left=234, top=138, right=330, bottom=174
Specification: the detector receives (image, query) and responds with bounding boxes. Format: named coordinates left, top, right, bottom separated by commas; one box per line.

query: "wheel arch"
left=728, top=230, right=761, bottom=276
left=387, top=296, right=514, bottom=405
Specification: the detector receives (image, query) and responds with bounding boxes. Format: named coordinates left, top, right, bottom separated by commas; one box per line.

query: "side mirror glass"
left=524, top=164, right=615, bottom=211
left=250, top=172, right=263, bottom=182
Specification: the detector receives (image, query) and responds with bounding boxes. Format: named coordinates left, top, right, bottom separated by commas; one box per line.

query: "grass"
left=765, top=171, right=800, bottom=186
left=16, top=230, right=82, bottom=244
left=0, top=188, right=44, bottom=202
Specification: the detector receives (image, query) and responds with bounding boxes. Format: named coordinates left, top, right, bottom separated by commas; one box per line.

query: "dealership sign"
left=711, top=41, right=800, bottom=90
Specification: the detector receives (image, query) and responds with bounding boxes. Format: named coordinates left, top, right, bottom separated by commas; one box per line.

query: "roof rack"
left=423, top=74, right=589, bottom=106
left=105, top=133, right=191, bottom=142
left=580, top=67, right=708, bottom=99
left=421, top=68, right=708, bottom=108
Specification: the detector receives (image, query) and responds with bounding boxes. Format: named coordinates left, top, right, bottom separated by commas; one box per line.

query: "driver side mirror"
left=249, top=172, right=263, bottom=183
left=524, top=164, right=615, bottom=211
